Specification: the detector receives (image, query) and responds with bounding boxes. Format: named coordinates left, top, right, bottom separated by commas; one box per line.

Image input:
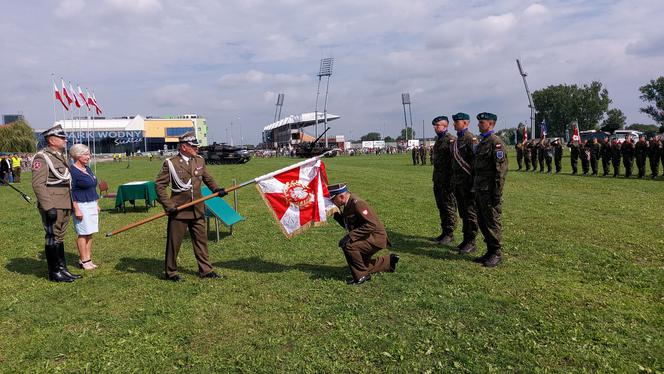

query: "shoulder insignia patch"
left=32, top=160, right=42, bottom=171
left=496, top=150, right=505, bottom=160
left=495, top=143, right=502, bottom=149
left=450, top=139, right=455, bottom=143
left=362, top=209, right=368, bottom=215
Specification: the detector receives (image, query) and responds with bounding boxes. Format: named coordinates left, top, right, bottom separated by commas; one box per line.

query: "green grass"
left=0, top=153, right=662, bottom=373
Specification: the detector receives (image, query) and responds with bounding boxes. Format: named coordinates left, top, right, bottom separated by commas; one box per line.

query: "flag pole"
left=51, top=74, right=56, bottom=126
left=105, top=151, right=334, bottom=237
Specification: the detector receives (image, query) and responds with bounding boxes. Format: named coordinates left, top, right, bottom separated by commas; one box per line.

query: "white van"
left=612, top=130, right=642, bottom=144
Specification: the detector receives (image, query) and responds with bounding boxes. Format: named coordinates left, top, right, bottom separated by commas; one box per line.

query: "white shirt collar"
left=179, top=152, right=190, bottom=163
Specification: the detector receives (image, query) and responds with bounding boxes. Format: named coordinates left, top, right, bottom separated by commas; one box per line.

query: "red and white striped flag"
left=69, top=83, right=81, bottom=108
left=256, top=157, right=338, bottom=238
left=572, top=122, right=580, bottom=142
left=61, top=79, right=73, bottom=106
left=91, top=91, right=102, bottom=115
left=54, top=82, right=69, bottom=110
left=78, top=86, right=90, bottom=110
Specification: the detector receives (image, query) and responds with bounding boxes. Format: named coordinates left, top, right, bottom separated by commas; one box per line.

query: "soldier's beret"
left=41, top=124, right=67, bottom=139
left=476, top=112, right=498, bottom=121
left=432, top=116, right=449, bottom=125
left=327, top=183, right=348, bottom=198
left=452, top=112, right=470, bottom=121
left=179, top=131, right=201, bottom=146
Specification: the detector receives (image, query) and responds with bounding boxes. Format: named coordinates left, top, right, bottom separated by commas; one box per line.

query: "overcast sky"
left=1, top=0, right=662, bottom=144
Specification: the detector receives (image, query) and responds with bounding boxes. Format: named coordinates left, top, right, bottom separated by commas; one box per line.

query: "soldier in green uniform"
left=580, top=140, right=590, bottom=175
left=450, top=113, right=478, bottom=253
left=419, top=144, right=427, bottom=165
left=430, top=116, right=457, bottom=245
left=523, top=139, right=532, bottom=171
left=567, top=139, right=580, bottom=175
left=411, top=146, right=419, bottom=165
left=588, top=137, right=601, bottom=176
left=599, top=137, right=611, bottom=176
left=649, top=135, right=663, bottom=178
left=528, top=139, right=538, bottom=172
left=543, top=138, right=553, bottom=173
left=552, top=138, right=563, bottom=173
left=634, top=135, right=649, bottom=178
left=515, top=141, right=524, bottom=171
left=32, top=125, right=82, bottom=282
left=155, top=132, right=227, bottom=281
left=622, top=136, right=635, bottom=178
left=610, top=139, right=622, bottom=177
left=329, top=183, right=399, bottom=285
left=472, top=113, right=508, bottom=267
left=536, top=139, right=545, bottom=172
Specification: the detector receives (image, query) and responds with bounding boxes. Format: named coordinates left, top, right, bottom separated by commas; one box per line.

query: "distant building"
left=262, top=112, right=340, bottom=148
left=3, top=114, right=24, bottom=124
left=35, top=114, right=209, bottom=153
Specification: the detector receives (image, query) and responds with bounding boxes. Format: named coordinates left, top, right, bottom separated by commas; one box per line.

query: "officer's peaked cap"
left=179, top=131, right=201, bottom=146
left=327, top=183, right=348, bottom=198
left=42, top=124, right=67, bottom=139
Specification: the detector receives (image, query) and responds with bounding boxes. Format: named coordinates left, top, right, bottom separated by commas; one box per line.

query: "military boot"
left=56, top=243, right=82, bottom=280
left=437, top=233, right=454, bottom=245
left=483, top=253, right=502, bottom=267
left=457, top=240, right=476, bottom=254
left=45, top=245, right=74, bottom=282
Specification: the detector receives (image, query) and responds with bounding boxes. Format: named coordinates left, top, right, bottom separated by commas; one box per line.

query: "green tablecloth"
left=115, top=181, right=158, bottom=210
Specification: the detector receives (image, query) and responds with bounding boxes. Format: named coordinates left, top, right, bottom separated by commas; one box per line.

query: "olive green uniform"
left=155, top=153, right=220, bottom=278
left=528, top=140, right=537, bottom=172
left=432, top=132, right=457, bottom=237
left=523, top=142, right=532, bottom=171
left=419, top=145, right=427, bottom=165
left=568, top=141, right=580, bottom=174
left=649, top=138, right=663, bottom=178
left=611, top=141, right=622, bottom=177
left=622, top=140, right=635, bottom=178
left=552, top=140, right=563, bottom=173
left=472, top=132, right=508, bottom=258
left=515, top=142, right=524, bottom=170
left=411, top=147, right=419, bottom=165
left=32, top=148, right=73, bottom=246
left=587, top=140, right=600, bottom=176
left=580, top=142, right=590, bottom=175
left=451, top=129, right=478, bottom=248
left=333, top=194, right=391, bottom=280
left=599, top=140, right=611, bottom=176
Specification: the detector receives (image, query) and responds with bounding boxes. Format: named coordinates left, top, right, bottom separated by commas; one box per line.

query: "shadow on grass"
left=387, top=230, right=475, bottom=262
left=6, top=258, right=45, bottom=279
left=215, top=256, right=348, bottom=280
left=114, top=257, right=199, bottom=278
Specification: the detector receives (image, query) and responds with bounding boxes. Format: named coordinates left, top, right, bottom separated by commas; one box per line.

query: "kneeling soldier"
left=32, top=125, right=82, bottom=282
left=329, top=183, right=399, bottom=285
left=472, top=113, right=508, bottom=267
left=155, top=132, right=227, bottom=281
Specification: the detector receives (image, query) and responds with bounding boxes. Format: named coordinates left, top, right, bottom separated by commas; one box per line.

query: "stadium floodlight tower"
left=401, top=93, right=414, bottom=142
left=516, top=59, right=535, bottom=140
left=314, top=57, right=334, bottom=147
left=273, top=93, right=285, bottom=123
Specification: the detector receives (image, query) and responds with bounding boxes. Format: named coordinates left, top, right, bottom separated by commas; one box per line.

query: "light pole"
left=314, top=57, right=334, bottom=147
left=401, top=93, right=410, bottom=142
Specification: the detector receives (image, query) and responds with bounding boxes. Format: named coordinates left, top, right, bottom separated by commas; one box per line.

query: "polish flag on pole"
left=70, top=83, right=81, bottom=108
left=256, top=157, right=338, bottom=238
left=571, top=122, right=580, bottom=142
left=61, top=79, right=73, bottom=106
left=86, top=89, right=97, bottom=114
left=54, top=82, right=69, bottom=111
left=91, top=91, right=102, bottom=115
left=78, top=86, right=90, bottom=110
left=523, top=125, right=528, bottom=142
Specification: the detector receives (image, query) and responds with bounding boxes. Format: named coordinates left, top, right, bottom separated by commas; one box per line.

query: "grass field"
left=0, top=153, right=662, bottom=372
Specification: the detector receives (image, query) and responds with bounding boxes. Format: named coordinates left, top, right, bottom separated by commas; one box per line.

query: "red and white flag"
left=61, top=79, right=73, bottom=106
left=78, top=86, right=90, bottom=110
left=86, top=89, right=100, bottom=115
left=522, top=125, right=528, bottom=142
left=91, top=91, right=102, bottom=115
left=54, top=82, right=69, bottom=110
left=571, top=122, right=580, bottom=142
left=256, top=157, right=338, bottom=238
left=69, top=83, right=81, bottom=108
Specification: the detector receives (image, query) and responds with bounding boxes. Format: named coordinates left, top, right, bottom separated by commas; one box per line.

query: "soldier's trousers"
left=165, top=216, right=213, bottom=277
left=524, top=155, right=531, bottom=171
left=590, top=157, right=598, bottom=175
left=545, top=156, right=552, bottom=172
left=516, top=153, right=523, bottom=170
left=342, top=239, right=391, bottom=280
left=433, top=173, right=457, bottom=235
left=530, top=155, right=537, bottom=171
left=420, top=155, right=426, bottom=165
left=538, top=155, right=545, bottom=172
left=650, top=155, right=661, bottom=177
left=581, top=158, right=589, bottom=174
left=39, top=208, right=71, bottom=246
left=570, top=156, right=578, bottom=174
left=454, top=183, right=478, bottom=244
left=612, top=158, right=621, bottom=176
left=554, top=157, right=562, bottom=173
left=623, top=157, right=633, bottom=177
left=636, top=157, right=646, bottom=178
left=601, top=158, right=610, bottom=176
left=412, top=154, right=418, bottom=165
left=474, top=193, right=502, bottom=256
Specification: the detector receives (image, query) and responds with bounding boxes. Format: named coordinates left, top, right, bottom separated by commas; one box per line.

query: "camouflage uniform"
left=568, top=140, right=580, bottom=174
left=523, top=141, right=532, bottom=171
left=419, top=145, right=427, bottom=165
left=580, top=141, right=590, bottom=175
left=411, top=147, right=419, bottom=165
left=622, top=139, right=635, bottom=178
left=588, top=139, right=601, bottom=176
left=552, top=139, right=563, bottom=173
left=611, top=140, right=622, bottom=177
left=432, top=131, right=457, bottom=242
left=528, top=140, right=538, bottom=172
left=451, top=128, right=478, bottom=252
left=472, top=115, right=508, bottom=267
left=515, top=142, right=524, bottom=170
left=599, top=139, right=612, bottom=176
left=634, top=138, right=649, bottom=178
left=649, top=137, right=663, bottom=178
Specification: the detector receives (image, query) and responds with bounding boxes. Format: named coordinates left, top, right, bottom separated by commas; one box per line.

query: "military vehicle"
left=199, top=143, right=251, bottom=164
left=294, top=127, right=339, bottom=158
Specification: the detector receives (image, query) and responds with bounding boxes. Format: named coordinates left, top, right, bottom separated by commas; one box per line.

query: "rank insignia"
left=496, top=150, right=505, bottom=159
left=362, top=209, right=368, bottom=215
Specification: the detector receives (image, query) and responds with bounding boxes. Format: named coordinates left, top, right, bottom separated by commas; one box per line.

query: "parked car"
left=612, top=130, right=642, bottom=144
left=579, top=130, right=610, bottom=143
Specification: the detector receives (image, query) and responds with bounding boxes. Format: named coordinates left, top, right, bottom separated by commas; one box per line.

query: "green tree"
left=626, top=123, right=659, bottom=133
left=600, top=108, right=626, bottom=133
left=532, top=81, right=611, bottom=137
left=360, top=132, right=381, bottom=141
left=383, top=136, right=395, bottom=142
left=396, top=127, right=415, bottom=141
left=638, top=76, right=664, bottom=125
left=0, top=119, right=37, bottom=152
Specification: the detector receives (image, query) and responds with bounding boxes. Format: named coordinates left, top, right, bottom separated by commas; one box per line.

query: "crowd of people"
left=0, top=153, right=31, bottom=184
left=514, top=135, right=663, bottom=178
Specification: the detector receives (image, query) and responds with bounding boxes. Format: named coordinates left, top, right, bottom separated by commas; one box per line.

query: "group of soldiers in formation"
left=411, top=145, right=431, bottom=165
left=515, top=135, right=664, bottom=178
left=431, top=112, right=508, bottom=267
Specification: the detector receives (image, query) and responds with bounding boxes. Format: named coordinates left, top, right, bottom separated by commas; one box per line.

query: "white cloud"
left=523, top=3, right=548, bottom=17
left=104, top=0, right=162, bottom=14
left=55, top=0, right=85, bottom=18
left=151, top=84, right=192, bottom=107
left=218, top=70, right=310, bottom=88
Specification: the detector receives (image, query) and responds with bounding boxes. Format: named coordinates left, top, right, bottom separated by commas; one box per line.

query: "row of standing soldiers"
left=412, top=145, right=431, bottom=165
left=515, top=135, right=663, bottom=178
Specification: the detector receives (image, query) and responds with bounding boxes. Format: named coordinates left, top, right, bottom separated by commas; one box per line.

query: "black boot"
left=45, top=245, right=74, bottom=282
left=56, top=243, right=82, bottom=280
left=458, top=240, right=477, bottom=254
